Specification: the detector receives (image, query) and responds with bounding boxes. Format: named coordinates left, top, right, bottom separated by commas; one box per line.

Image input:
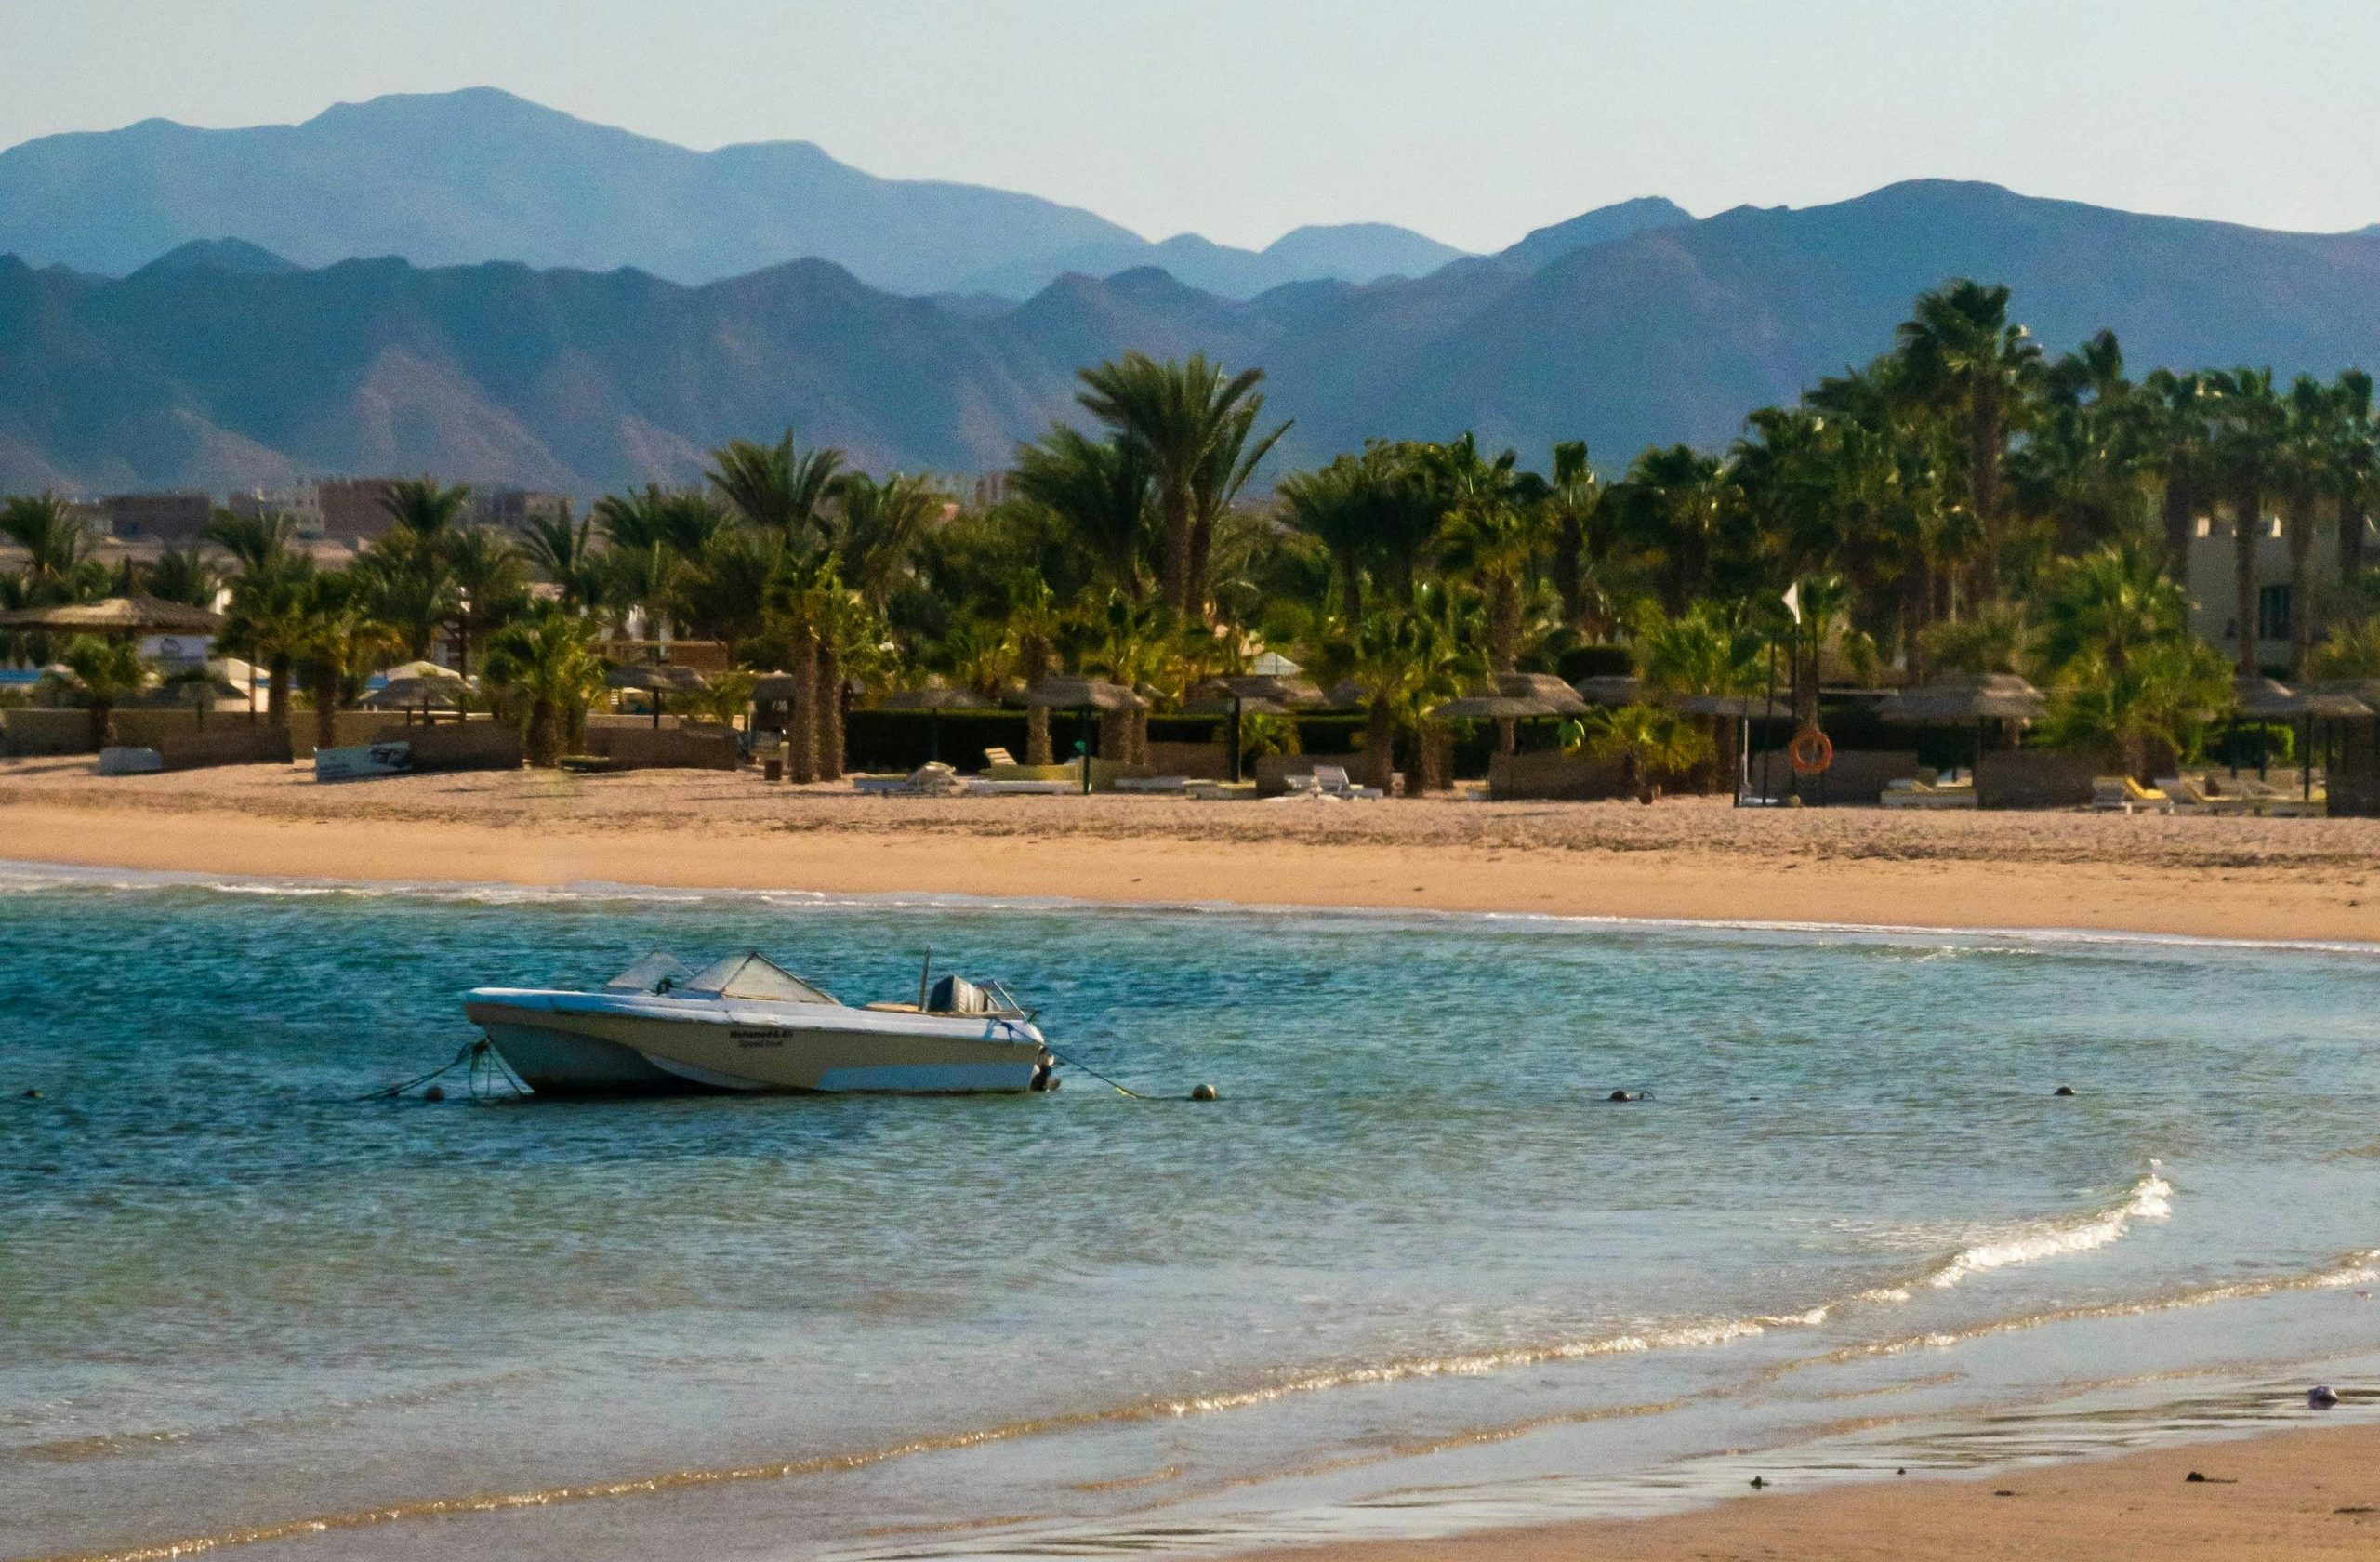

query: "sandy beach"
left=1, top=755, right=2375, bottom=942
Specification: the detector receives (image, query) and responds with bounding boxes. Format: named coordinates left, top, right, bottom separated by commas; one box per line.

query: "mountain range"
left=8, top=177, right=2380, bottom=499
left=0, top=88, right=1471, bottom=298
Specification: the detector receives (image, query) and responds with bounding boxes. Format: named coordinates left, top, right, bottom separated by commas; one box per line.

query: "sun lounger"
left=982, top=746, right=1017, bottom=769
left=963, top=778, right=1076, bottom=796
left=1112, top=775, right=1192, bottom=795
left=853, top=762, right=970, bottom=797
left=2092, top=776, right=2171, bottom=814
left=1880, top=777, right=1977, bottom=809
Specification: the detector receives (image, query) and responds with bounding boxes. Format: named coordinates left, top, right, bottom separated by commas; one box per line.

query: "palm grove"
left=6, top=278, right=2377, bottom=788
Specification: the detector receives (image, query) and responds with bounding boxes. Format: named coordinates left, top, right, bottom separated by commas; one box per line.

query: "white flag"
left=1781, top=581, right=1803, bottom=625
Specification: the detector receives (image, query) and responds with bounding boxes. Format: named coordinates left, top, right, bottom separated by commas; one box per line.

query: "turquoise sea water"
left=5, top=863, right=2380, bottom=1561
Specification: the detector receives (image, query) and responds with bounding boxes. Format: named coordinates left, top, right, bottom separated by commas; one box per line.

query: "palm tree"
left=1076, top=351, right=1286, bottom=617
left=378, top=477, right=472, bottom=540
left=1003, top=576, right=1065, bottom=764
left=1012, top=428, right=1152, bottom=600
left=1610, top=444, right=1733, bottom=614
left=292, top=572, right=397, bottom=754
left=1277, top=457, right=1373, bottom=624
left=1585, top=703, right=1712, bottom=802
left=2036, top=543, right=2189, bottom=682
left=1316, top=586, right=1472, bottom=794
left=1545, top=442, right=1606, bottom=634
left=593, top=486, right=698, bottom=646
left=2334, top=369, right=2376, bottom=583
left=444, top=527, right=529, bottom=690
left=707, top=431, right=843, bottom=545
left=1893, top=279, right=2043, bottom=598
left=1, top=493, right=99, bottom=602
left=1431, top=435, right=1539, bottom=676
left=58, top=635, right=149, bottom=748
left=521, top=507, right=605, bottom=611
left=2209, top=367, right=2287, bottom=672
left=2140, top=369, right=2216, bottom=582
left=143, top=546, right=221, bottom=609
left=208, top=513, right=311, bottom=725
left=830, top=472, right=944, bottom=613
left=483, top=602, right=605, bottom=767
left=2277, top=375, right=2340, bottom=673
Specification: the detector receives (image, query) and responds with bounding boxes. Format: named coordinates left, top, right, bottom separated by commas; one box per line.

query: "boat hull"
left=465, top=990, right=1047, bottom=1096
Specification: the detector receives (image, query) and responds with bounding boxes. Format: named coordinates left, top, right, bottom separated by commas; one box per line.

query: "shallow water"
left=3, top=864, right=2378, bottom=1561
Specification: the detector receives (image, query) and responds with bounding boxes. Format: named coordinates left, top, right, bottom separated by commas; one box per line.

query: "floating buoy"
left=1749, top=1476, right=1766, bottom=1489
left=2053, top=1085, right=2076, bottom=1097
left=423, top=1084, right=446, bottom=1103
left=2310, top=1384, right=2341, bottom=1409
left=20, top=1088, right=40, bottom=1100
left=1189, top=1083, right=1219, bottom=1102
left=1606, top=1089, right=1641, bottom=1103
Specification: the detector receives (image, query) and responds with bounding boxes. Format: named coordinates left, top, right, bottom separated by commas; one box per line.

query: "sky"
left=4, top=0, right=2378, bottom=253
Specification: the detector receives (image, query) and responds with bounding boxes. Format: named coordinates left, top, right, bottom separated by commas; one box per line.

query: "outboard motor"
left=927, top=973, right=993, bottom=1015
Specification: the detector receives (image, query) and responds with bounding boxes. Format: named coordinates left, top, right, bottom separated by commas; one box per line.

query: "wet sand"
left=1252, top=1419, right=2380, bottom=1562
left=1, top=756, right=2375, bottom=943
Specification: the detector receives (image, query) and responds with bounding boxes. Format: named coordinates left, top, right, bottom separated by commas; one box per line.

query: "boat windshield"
left=681, top=952, right=840, bottom=1005
left=605, top=952, right=696, bottom=993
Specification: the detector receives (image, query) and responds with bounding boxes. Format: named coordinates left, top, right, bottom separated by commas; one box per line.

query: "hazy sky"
left=5, top=0, right=2377, bottom=252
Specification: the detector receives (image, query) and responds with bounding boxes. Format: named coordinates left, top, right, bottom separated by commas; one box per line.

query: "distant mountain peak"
left=1497, top=197, right=1696, bottom=272
left=132, top=237, right=300, bottom=277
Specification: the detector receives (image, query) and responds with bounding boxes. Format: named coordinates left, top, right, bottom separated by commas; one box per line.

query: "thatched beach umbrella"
left=1571, top=673, right=1644, bottom=708
left=875, top=683, right=995, bottom=763
left=2236, top=679, right=2372, bottom=800
left=609, top=662, right=710, bottom=730
left=1203, top=671, right=1323, bottom=781
left=1026, top=677, right=1145, bottom=793
left=2226, top=676, right=2301, bottom=780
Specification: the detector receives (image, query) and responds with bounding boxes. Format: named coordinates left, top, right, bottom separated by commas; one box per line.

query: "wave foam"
left=1924, top=1172, right=2173, bottom=1290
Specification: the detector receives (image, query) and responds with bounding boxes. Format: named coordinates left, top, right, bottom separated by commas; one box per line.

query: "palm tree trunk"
left=1338, top=549, right=1363, bottom=625
left=1188, top=510, right=1216, bottom=622
left=2345, top=495, right=2370, bottom=582
left=787, top=630, right=818, bottom=784
left=1364, top=697, right=1396, bottom=793
left=268, top=656, right=293, bottom=731
left=1159, top=486, right=1193, bottom=618
left=313, top=671, right=339, bottom=754
left=2233, top=485, right=2262, bottom=674
left=1018, top=638, right=1056, bottom=766
left=87, top=701, right=112, bottom=751
left=815, top=640, right=844, bottom=781
left=1970, top=393, right=2003, bottom=601
left=527, top=698, right=560, bottom=768
left=2161, top=476, right=2196, bottom=584
left=1554, top=521, right=1585, bottom=630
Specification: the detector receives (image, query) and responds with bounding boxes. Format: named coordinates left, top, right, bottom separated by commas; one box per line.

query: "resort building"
left=2182, top=510, right=2377, bottom=671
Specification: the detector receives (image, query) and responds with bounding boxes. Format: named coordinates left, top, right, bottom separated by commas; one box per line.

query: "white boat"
left=464, top=951, right=1056, bottom=1096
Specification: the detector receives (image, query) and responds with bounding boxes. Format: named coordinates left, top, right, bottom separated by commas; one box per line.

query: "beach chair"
left=982, top=746, right=1017, bottom=769
left=2124, top=777, right=2172, bottom=813
left=1309, top=763, right=1384, bottom=801
left=2157, top=776, right=2246, bottom=814
left=2092, top=776, right=2167, bottom=814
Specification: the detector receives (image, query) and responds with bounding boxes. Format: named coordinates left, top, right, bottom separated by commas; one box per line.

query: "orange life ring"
left=1788, top=725, right=1833, bottom=775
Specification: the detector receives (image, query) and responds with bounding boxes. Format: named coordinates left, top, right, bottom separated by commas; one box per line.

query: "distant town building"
left=99, top=491, right=211, bottom=541
left=465, top=487, right=572, bottom=532
left=315, top=477, right=405, bottom=541
left=223, top=484, right=326, bottom=537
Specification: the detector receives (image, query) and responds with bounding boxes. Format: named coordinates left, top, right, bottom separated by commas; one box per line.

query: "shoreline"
left=3, top=760, right=2378, bottom=943
left=1233, top=1417, right=2380, bottom=1562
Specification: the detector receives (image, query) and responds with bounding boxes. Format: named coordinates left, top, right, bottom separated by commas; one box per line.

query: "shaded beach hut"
left=874, top=683, right=996, bottom=763
left=1025, top=676, right=1146, bottom=793
left=608, top=662, right=710, bottom=729
left=1871, top=673, right=2046, bottom=768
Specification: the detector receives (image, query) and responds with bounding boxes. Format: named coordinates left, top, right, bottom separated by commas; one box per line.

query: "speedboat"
left=464, top=951, right=1056, bottom=1096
